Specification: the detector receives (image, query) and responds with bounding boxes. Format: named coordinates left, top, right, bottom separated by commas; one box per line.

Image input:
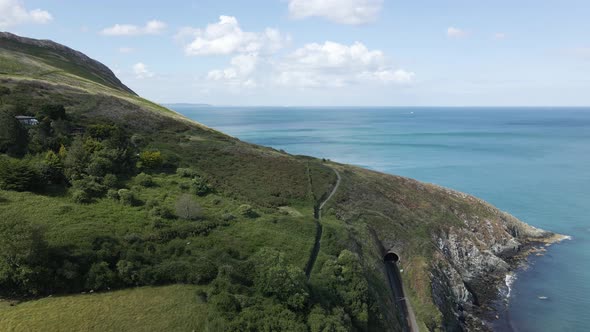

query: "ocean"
left=170, top=106, right=590, bottom=331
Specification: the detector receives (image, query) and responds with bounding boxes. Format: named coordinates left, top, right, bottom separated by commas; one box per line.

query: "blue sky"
left=2, top=0, right=589, bottom=106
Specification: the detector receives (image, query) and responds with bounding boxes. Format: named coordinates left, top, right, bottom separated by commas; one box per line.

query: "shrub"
left=106, top=189, right=119, bottom=200
left=150, top=205, right=175, bottom=220
left=72, top=189, right=91, bottom=204
left=135, top=172, right=155, bottom=187
left=138, top=150, right=163, bottom=170
left=210, top=292, right=240, bottom=318
left=175, top=194, right=202, bottom=220
left=118, top=189, right=137, bottom=206
left=176, top=167, right=198, bottom=178
left=221, top=213, right=236, bottom=221
left=71, top=175, right=106, bottom=203
left=85, top=262, right=115, bottom=290
left=253, top=248, right=309, bottom=311
left=239, top=204, right=257, bottom=218
left=0, top=217, right=50, bottom=296
left=39, top=151, right=64, bottom=184
left=0, top=158, right=40, bottom=191
left=39, top=104, right=66, bottom=120
left=103, top=173, right=118, bottom=188
left=0, top=111, right=28, bottom=156
left=191, top=177, right=211, bottom=196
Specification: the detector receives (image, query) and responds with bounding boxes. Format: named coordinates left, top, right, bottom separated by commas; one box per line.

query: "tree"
left=39, top=150, right=64, bottom=184
left=0, top=217, right=49, bottom=295
left=138, top=150, right=163, bottom=169
left=307, top=306, right=351, bottom=332
left=39, top=104, right=66, bottom=120
left=252, top=248, right=309, bottom=311
left=0, top=158, right=40, bottom=191
left=0, top=110, right=28, bottom=156
left=85, top=261, right=114, bottom=290
left=175, top=194, right=202, bottom=220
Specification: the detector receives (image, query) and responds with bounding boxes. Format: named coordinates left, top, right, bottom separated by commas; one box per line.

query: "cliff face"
left=327, top=165, right=560, bottom=331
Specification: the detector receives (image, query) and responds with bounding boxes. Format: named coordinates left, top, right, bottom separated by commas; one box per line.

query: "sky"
left=1, top=0, right=590, bottom=106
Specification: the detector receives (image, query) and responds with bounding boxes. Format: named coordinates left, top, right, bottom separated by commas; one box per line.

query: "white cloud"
left=180, top=15, right=287, bottom=56
left=275, top=41, right=414, bottom=88
left=207, top=53, right=259, bottom=88
left=0, top=0, right=52, bottom=28
left=493, top=32, right=506, bottom=40
left=133, top=62, right=154, bottom=79
left=288, top=0, right=382, bottom=25
left=101, top=20, right=167, bottom=36
left=447, top=27, right=468, bottom=38
left=118, top=47, right=134, bottom=54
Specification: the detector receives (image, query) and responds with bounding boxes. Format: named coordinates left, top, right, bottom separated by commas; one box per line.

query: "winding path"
left=305, top=167, right=341, bottom=279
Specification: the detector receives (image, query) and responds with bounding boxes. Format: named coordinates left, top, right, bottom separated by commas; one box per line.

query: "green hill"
left=0, top=32, right=561, bottom=332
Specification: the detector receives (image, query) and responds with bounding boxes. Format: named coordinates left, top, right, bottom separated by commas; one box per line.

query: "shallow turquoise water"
left=171, top=106, right=590, bottom=331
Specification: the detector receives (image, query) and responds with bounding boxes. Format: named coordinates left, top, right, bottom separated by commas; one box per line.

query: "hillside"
left=0, top=32, right=562, bottom=331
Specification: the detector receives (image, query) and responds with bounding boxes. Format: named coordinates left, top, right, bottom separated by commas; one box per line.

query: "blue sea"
left=171, top=106, right=590, bottom=331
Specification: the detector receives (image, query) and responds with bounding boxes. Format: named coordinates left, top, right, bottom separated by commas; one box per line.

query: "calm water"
left=171, top=106, right=590, bottom=331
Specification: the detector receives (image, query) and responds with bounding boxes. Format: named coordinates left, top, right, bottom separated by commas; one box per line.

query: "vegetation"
left=0, top=32, right=520, bottom=331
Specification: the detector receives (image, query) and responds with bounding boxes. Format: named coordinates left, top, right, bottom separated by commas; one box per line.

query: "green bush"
left=191, top=177, right=211, bottom=196
left=103, top=173, right=118, bottom=188
left=118, top=189, right=137, bottom=206
left=85, top=261, right=115, bottom=290
left=239, top=204, right=257, bottom=218
left=0, top=158, right=40, bottom=191
left=221, top=213, right=236, bottom=221
left=209, top=292, right=240, bottom=318
left=176, top=167, right=198, bottom=178
left=39, top=104, right=66, bottom=120
left=71, top=175, right=106, bottom=203
left=138, top=150, right=163, bottom=170
left=106, top=189, right=119, bottom=200
left=150, top=205, right=175, bottom=220
left=0, top=217, right=50, bottom=296
left=39, top=150, right=64, bottom=184
left=135, top=172, right=155, bottom=187
left=0, top=110, right=28, bottom=156
left=72, top=189, right=91, bottom=204
left=307, top=306, right=351, bottom=332
left=252, top=248, right=309, bottom=311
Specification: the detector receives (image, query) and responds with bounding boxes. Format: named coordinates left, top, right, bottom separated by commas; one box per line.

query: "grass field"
left=0, top=285, right=208, bottom=331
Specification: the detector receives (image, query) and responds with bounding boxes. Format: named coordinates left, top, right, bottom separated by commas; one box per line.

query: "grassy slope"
left=0, top=34, right=546, bottom=331
left=0, top=285, right=208, bottom=332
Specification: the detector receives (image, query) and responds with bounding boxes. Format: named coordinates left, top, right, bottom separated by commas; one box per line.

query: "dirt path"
left=305, top=167, right=341, bottom=279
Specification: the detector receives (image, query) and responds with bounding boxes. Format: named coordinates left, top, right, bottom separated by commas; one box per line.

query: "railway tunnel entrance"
left=384, top=251, right=400, bottom=263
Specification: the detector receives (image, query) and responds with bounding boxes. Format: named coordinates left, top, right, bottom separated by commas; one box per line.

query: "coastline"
left=488, top=233, right=571, bottom=330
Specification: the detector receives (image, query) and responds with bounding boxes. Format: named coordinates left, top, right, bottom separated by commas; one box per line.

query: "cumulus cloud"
left=179, top=15, right=287, bottom=56
left=133, top=63, right=154, bottom=79
left=275, top=41, right=414, bottom=88
left=0, top=0, right=52, bottom=28
left=288, top=0, right=382, bottom=25
left=447, top=27, right=467, bottom=38
left=101, top=20, right=167, bottom=36
left=207, top=53, right=259, bottom=88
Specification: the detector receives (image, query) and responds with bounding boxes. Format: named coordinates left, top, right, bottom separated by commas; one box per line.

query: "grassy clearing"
left=0, top=285, right=208, bottom=332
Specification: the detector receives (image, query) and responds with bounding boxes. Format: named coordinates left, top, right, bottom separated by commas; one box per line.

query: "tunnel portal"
left=384, top=251, right=400, bottom=263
